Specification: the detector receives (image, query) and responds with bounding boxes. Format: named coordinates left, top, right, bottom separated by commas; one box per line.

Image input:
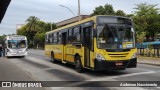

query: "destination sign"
left=9, top=36, right=25, bottom=40
left=97, top=16, right=132, bottom=25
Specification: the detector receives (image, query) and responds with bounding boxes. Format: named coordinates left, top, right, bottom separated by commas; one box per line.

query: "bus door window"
left=83, top=26, right=92, bottom=67
left=68, top=29, right=73, bottom=43
left=83, top=27, right=91, bottom=48
left=73, top=27, right=81, bottom=43
left=62, top=32, right=67, bottom=45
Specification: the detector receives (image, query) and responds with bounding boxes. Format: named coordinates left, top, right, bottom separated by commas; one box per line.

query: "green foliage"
left=0, top=35, right=6, bottom=44
left=91, top=4, right=115, bottom=16
left=104, top=4, right=115, bottom=15
left=148, top=43, right=153, bottom=51
left=17, top=16, right=57, bottom=49
left=147, top=43, right=153, bottom=57
left=34, top=32, right=45, bottom=49
left=115, top=10, right=126, bottom=16
left=91, top=3, right=127, bottom=17
left=137, top=32, right=146, bottom=44
left=134, top=3, right=159, bottom=16
left=126, top=14, right=134, bottom=18
left=133, top=3, right=160, bottom=41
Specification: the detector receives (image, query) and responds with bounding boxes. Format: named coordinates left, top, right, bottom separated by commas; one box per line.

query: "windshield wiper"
left=105, top=24, right=115, bottom=38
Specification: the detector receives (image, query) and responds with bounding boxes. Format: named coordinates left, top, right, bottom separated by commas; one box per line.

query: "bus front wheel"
left=75, top=56, right=83, bottom=73
left=51, top=52, right=55, bottom=63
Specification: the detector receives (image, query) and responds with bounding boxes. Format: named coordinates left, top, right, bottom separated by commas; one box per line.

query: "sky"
left=0, top=0, right=159, bottom=35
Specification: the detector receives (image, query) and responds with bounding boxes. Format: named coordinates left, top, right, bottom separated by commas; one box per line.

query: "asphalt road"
left=0, top=49, right=160, bottom=90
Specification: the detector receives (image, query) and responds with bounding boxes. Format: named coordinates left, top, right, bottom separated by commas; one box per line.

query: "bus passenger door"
left=83, top=26, right=93, bottom=67
left=62, top=32, right=67, bottom=61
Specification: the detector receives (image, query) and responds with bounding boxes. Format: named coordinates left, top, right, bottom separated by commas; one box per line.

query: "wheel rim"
left=76, top=59, right=80, bottom=69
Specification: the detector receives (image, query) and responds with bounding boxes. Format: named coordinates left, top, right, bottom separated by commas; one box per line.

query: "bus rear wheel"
left=75, top=56, right=83, bottom=73
left=51, top=52, right=55, bottom=63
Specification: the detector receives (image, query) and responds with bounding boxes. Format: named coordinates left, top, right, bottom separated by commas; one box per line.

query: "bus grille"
left=108, top=53, right=129, bottom=58
left=106, top=49, right=131, bottom=52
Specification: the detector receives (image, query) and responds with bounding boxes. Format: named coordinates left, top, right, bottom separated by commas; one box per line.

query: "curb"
left=137, top=61, right=160, bottom=66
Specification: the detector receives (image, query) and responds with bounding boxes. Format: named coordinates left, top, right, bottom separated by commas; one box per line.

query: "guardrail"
left=137, top=48, right=160, bottom=57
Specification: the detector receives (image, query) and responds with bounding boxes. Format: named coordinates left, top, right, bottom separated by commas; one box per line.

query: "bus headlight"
left=96, top=53, right=105, bottom=60
left=132, top=53, right=137, bottom=59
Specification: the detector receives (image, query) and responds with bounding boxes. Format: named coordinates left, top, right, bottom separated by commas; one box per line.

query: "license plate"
left=116, top=62, right=123, bottom=66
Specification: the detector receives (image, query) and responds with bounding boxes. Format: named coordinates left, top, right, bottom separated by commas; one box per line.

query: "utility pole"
left=78, top=0, right=80, bottom=21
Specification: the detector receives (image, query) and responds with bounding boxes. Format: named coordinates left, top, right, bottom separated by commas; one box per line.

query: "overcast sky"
left=0, top=0, right=159, bottom=35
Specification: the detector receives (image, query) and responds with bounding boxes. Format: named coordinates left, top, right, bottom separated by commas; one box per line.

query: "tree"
left=91, top=4, right=115, bottom=16
left=145, top=14, right=160, bottom=41
left=17, top=16, right=57, bottom=49
left=104, top=4, right=115, bottom=15
left=0, top=35, right=6, bottom=44
left=26, top=16, right=40, bottom=32
left=133, top=3, right=160, bottom=41
left=115, top=10, right=126, bottom=16
left=91, top=6, right=105, bottom=16
left=137, top=32, right=146, bottom=48
left=126, top=14, right=134, bottom=18
left=25, top=16, right=40, bottom=46
left=134, top=3, right=159, bottom=16
left=34, top=32, right=45, bottom=49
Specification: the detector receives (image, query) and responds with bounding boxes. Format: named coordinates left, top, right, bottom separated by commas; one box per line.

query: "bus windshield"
left=8, top=40, right=27, bottom=49
left=97, top=24, right=135, bottom=49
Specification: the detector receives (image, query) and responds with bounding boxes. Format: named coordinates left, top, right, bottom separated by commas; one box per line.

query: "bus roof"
left=46, top=15, right=131, bottom=35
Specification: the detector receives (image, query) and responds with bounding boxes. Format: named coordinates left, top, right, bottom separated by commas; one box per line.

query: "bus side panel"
left=74, top=44, right=83, bottom=64
left=52, top=44, right=62, bottom=61
left=45, top=44, right=51, bottom=57
left=90, top=38, right=97, bottom=68
left=65, top=44, right=74, bottom=62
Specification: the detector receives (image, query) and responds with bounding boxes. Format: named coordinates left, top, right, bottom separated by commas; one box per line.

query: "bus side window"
left=45, top=35, right=48, bottom=43
left=73, top=27, right=81, bottom=43
left=48, top=35, right=50, bottom=43
left=52, top=34, right=54, bottom=43
left=58, top=32, right=61, bottom=43
left=68, top=29, right=73, bottom=43
left=53, top=33, right=57, bottom=43
left=49, top=34, right=53, bottom=43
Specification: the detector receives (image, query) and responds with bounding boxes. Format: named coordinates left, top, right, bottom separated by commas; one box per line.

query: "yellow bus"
left=45, top=15, right=137, bottom=72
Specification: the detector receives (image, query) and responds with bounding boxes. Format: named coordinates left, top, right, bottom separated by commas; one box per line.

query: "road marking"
left=134, top=68, right=154, bottom=72
left=20, top=56, right=160, bottom=90
left=156, top=87, right=160, bottom=89
left=50, top=71, right=160, bottom=90
left=88, top=71, right=157, bottom=81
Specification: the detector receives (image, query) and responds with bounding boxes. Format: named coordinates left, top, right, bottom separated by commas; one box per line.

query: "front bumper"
left=94, top=58, right=137, bottom=71
left=6, top=52, right=28, bottom=56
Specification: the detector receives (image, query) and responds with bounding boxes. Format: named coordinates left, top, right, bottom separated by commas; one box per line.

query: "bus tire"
left=51, top=52, right=55, bottom=63
left=75, top=56, right=83, bottom=73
